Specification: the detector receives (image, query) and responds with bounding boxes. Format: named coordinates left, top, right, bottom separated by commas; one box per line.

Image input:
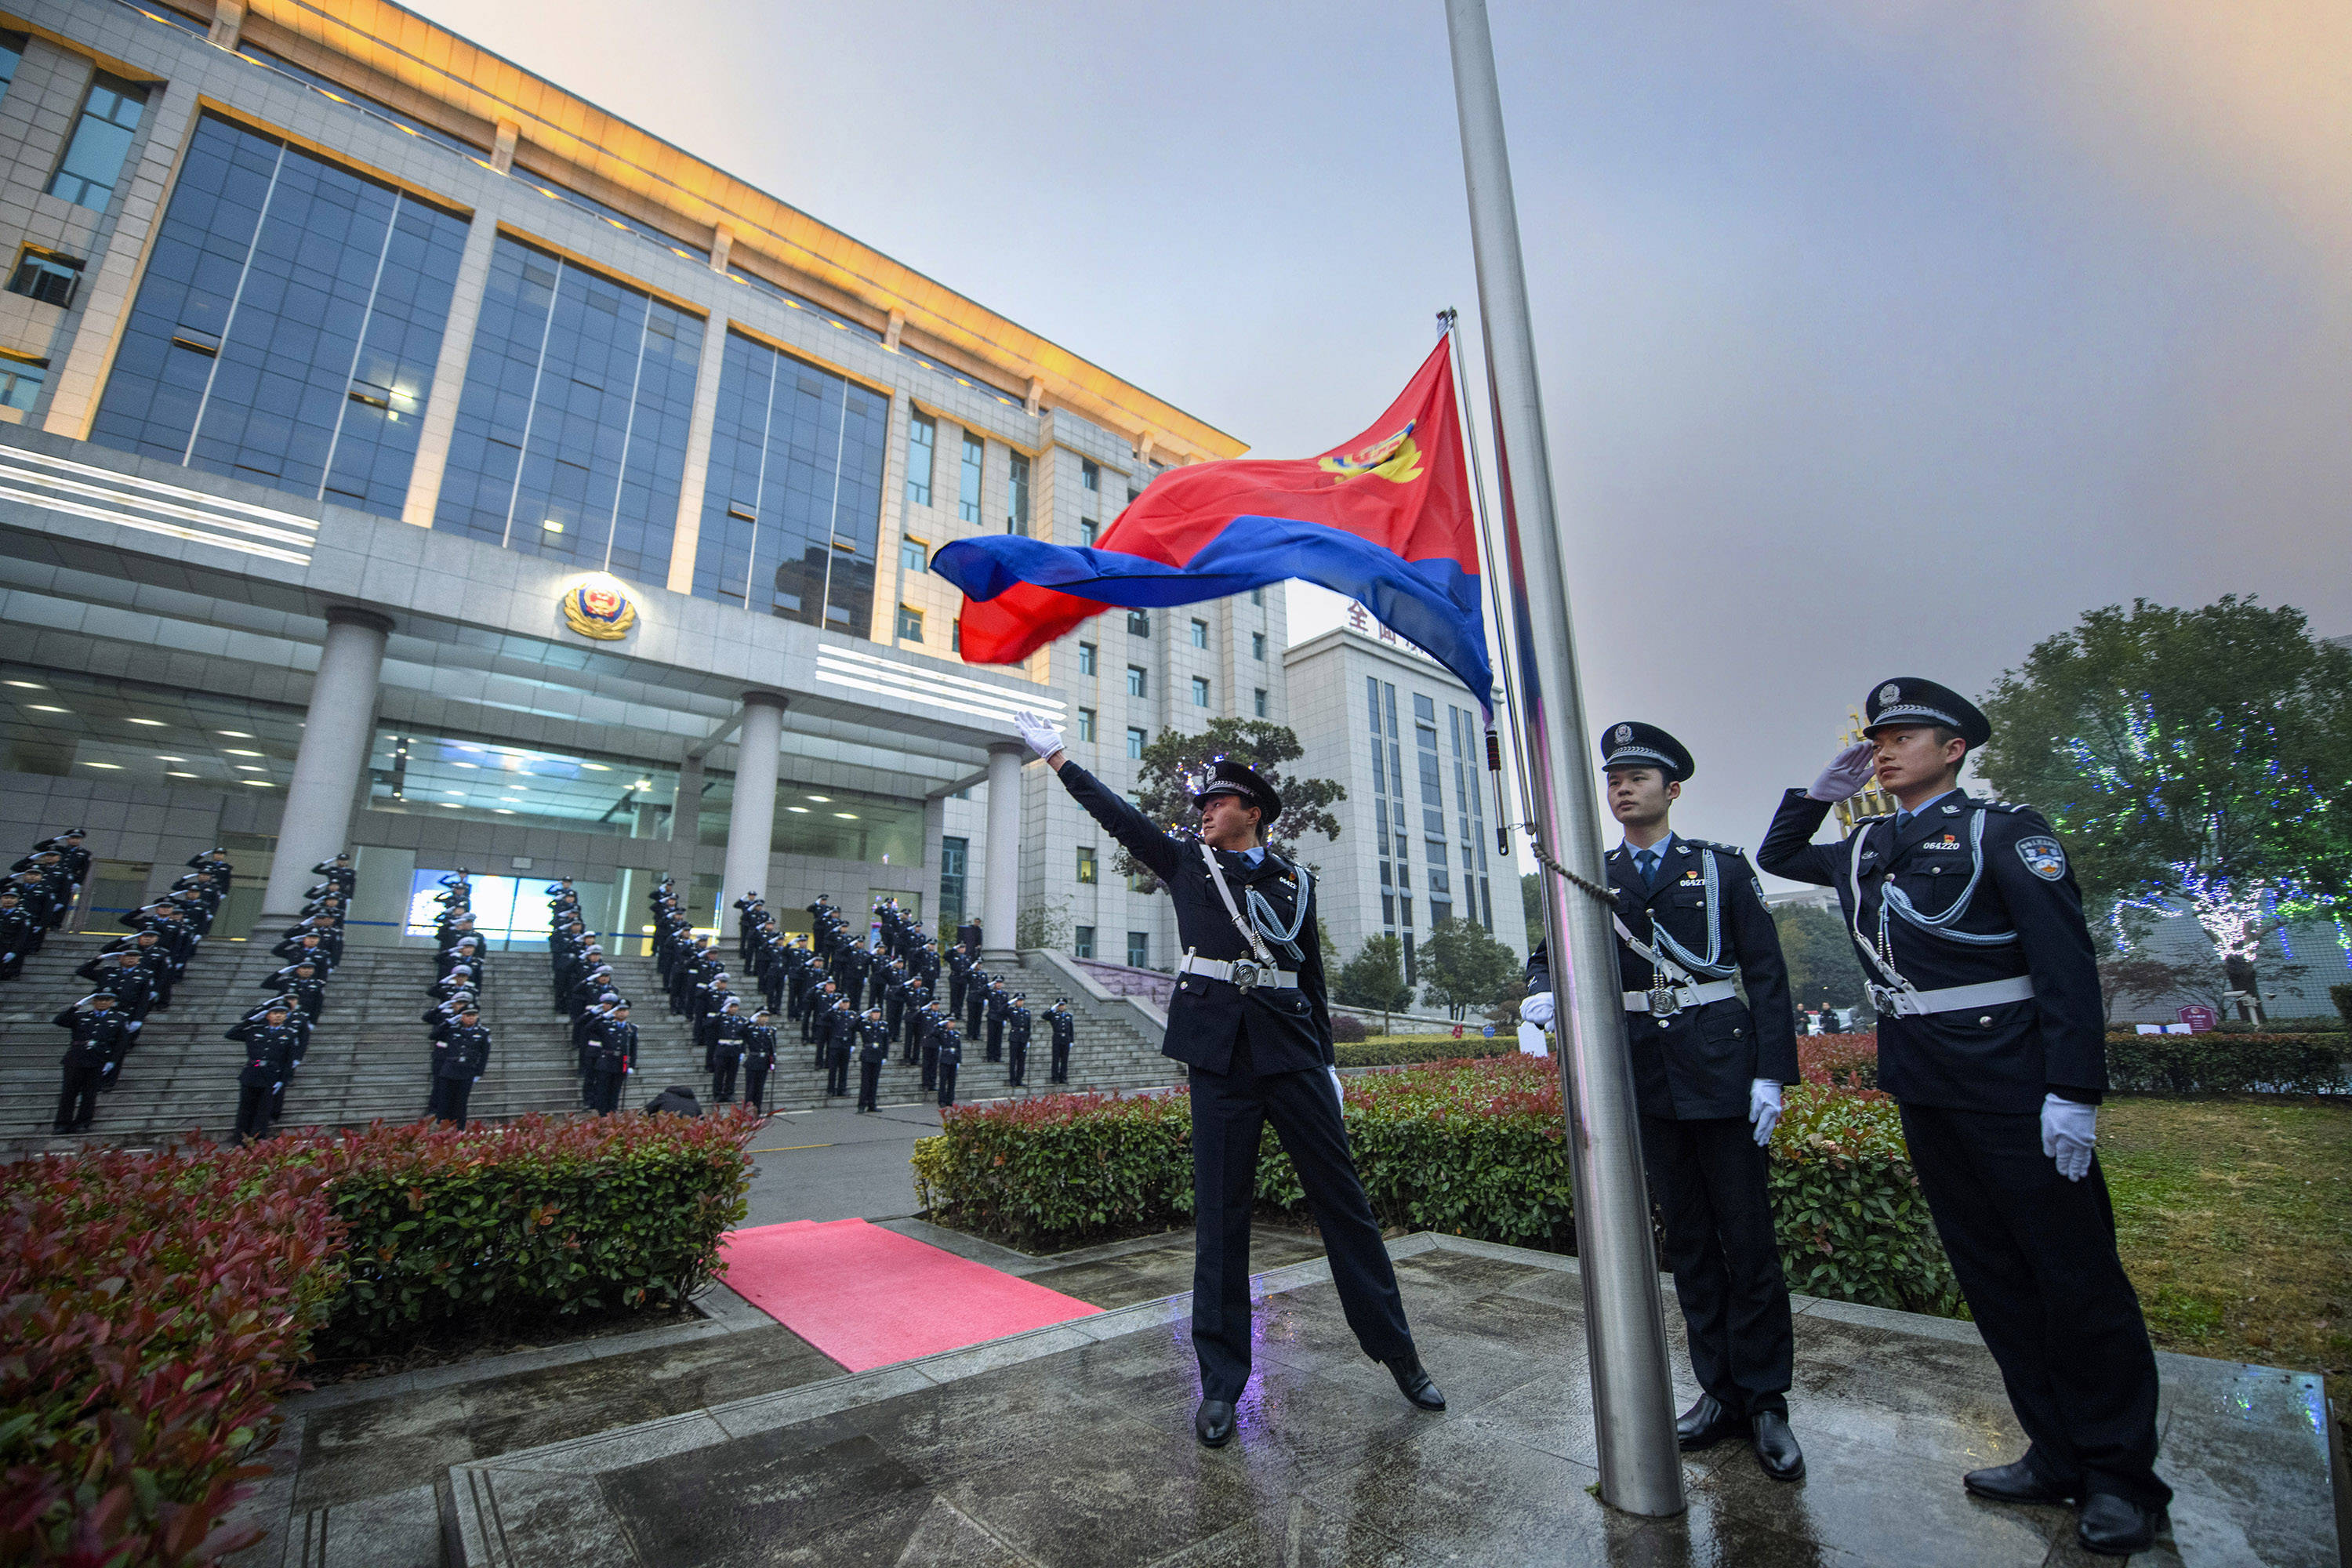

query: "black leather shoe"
left=1384, top=1352, right=1446, bottom=1410
left=1194, top=1399, right=1236, bottom=1448
left=1963, top=1458, right=2079, bottom=1506
left=1676, top=1394, right=1748, bottom=1452
left=1751, top=1411, right=1804, bottom=1482
left=2077, top=1494, right=2164, bottom=1557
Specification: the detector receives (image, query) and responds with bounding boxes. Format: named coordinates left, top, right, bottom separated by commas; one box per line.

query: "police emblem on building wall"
left=563, top=580, right=637, bottom=641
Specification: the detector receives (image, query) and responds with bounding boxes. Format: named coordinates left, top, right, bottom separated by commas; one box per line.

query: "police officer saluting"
left=1759, top=678, right=2169, bottom=1557
left=1018, top=709, right=1443, bottom=1450
left=430, top=1004, right=492, bottom=1128
left=1046, top=1000, right=1075, bottom=1084
left=1524, top=722, right=1803, bottom=1482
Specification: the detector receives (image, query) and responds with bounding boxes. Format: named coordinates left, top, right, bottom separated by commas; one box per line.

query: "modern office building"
left=1285, top=612, right=1526, bottom=986
left=0, top=0, right=1266, bottom=955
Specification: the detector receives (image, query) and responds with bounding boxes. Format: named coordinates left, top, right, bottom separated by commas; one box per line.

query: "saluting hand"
left=1806, top=740, right=1878, bottom=802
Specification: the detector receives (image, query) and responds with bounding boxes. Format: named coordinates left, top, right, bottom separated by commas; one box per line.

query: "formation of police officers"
left=1505, top=681, right=2167, bottom=1559
left=416, top=868, right=495, bottom=1129
left=226, top=852, right=358, bottom=1143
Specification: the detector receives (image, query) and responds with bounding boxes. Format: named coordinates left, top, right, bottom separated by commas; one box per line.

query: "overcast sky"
left=408, top=0, right=2352, bottom=880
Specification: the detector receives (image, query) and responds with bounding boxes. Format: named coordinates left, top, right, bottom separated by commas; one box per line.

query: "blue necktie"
left=1636, top=850, right=1660, bottom=888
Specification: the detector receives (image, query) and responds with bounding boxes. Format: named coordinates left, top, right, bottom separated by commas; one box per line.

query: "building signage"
left=562, top=579, right=637, bottom=641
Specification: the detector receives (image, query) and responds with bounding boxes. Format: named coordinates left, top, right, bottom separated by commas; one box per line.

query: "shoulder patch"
left=2016, top=836, right=2067, bottom=881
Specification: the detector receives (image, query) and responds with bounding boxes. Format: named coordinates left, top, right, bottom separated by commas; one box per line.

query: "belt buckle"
left=1229, top=958, right=1260, bottom=993
left=1646, top=986, right=1679, bottom=1019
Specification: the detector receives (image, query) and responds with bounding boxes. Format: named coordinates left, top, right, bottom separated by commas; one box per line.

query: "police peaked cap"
left=1598, top=721, right=1694, bottom=782
left=1863, top=677, right=1992, bottom=749
left=1192, top=757, right=1283, bottom=826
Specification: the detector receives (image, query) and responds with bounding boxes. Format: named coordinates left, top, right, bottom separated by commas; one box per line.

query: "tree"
left=1419, top=916, right=1522, bottom=1021
left=1521, top=872, right=1545, bottom=947
left=1333, top=933, right=1413, bottom=1031
left=1771, top=905, right=1871, bottom=1017
left=1976, top=597, right=2352, bottom=1022
left=1015, top=897, right=1073, bottom=951
left=1117, top=718, right=1345, bottom=891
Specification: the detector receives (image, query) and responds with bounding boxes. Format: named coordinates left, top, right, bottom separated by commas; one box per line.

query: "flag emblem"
left=1317, top=421, right=1422, bottom=484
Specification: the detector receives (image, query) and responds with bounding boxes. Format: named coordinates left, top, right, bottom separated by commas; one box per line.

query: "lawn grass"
left=2100, top=1094, right=2352, bottom=1376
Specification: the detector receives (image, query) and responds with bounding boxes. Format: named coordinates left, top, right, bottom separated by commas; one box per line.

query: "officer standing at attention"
left=1759, top=678, right=2169, bottom=1557
left=429, top=1004, right=492, bottom=1128
left=1018, top=710, right=1442, bottom=1448
left=1046, top=1000, right=1076, bottom=1084
left=933, top=1018, right=961, bottom=1107
left=856, top=1005, right=890, bottom=1112
left=584, top=1002, right=637, bottom=1115
left=1523, top=723, right=1803, bottom=1482
left=1004, top=993, right=1033, bottom=1087
left=229, top=1004, right=301, bottom=1145
left=823, top=996, right=856, bottom=1099
left=742, top=1009, right=780, bottom=1113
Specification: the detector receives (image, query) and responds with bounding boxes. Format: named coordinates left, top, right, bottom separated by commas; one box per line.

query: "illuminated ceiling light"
left=234, top=765, right=264, bottom=772
left=223, top=749, right=263, bottom=757
left=155, top=755, right=184, bottom=761
left=126, top=717, right=167, bottom=726
left=445, top=790, right=466, bottom=797
left=582, top=763, right=611, bottom=771
left=29, top=705, right=67, bottom=713
left=84, top=761, right=122, bottom=769
left=542, top=519, right=564, bottom=534
left=807, top=795, right=831, bottom=803
left=454, top=761, right=478, bottom=769
left=492, top=808, right=515, bottom=815
left=437, top=801, right=463, bottom=808
left=167, top=771, right=198, bottom=778
left=833, top=811, right=858, bottom=819
left=219, top=731, right=252, bottom=738
left=241, top=779, right=272, bottom=787
left=3, top=680, right=43, bottom=688
left=785, top=806, right=808, bottom=814
left=633, top=780, right=652, bottom=789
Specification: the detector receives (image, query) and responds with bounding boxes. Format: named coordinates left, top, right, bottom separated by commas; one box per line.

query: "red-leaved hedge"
left=1, top=1112, right=757, bottom=1568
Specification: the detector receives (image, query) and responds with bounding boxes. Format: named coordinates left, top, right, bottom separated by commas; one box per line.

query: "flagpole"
left=1442, top=0, right=1686, bottom=1518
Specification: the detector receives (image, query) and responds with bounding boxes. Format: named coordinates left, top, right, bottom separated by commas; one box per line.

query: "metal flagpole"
left=1442, top=0, right=1687, bottom=1516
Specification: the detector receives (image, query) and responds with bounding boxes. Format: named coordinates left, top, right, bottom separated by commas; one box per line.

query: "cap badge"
left=1878, top=683, right=1900, bottom=705
left=1613, top=724, right=1632, bottom=745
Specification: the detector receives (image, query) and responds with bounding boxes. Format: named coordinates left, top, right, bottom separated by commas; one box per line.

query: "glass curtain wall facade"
left=1446, top=706, right=1494, bottom=930
left=434, top=235, right=702, bottom=586
left=688, top=330, right=888, bottom=631
left=90, top=112, right=467, bottom=516
left=1367, top=676, right=1410, bottom=938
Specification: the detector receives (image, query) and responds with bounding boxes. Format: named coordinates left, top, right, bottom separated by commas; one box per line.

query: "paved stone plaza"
left=231, top=1230, right=2336, bottom=1567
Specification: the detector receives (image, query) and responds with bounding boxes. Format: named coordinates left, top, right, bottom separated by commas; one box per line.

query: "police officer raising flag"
left=1018, top=708, right=1443, bottom=1451
left=1525, top=721, right=1803, bottom=1483
left=1759, top=677, right=2169, bottom=1558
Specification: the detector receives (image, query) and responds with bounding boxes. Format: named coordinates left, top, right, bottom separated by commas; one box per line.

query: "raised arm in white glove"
left=1748, top=1078, right=1782, bottom=1146
left=2041, top=1094, right=2096, bottom=1181
left=1014, top=710, right=1065, bottom=764
left=1520, top=992, right=1555, bottom=1029
left=1806, top=740, right=1878, bottom=803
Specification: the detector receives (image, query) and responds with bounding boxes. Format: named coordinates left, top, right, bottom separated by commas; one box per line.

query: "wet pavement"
left=433, top=1236, right=2332, bottom=1568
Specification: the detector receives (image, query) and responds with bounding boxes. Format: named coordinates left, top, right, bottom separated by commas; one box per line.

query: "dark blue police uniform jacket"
left=1526, top=839, right=1798, bottom=1120
left=1056, top=762, right=1330, bottom=1076
left=1758, top=789, right=2105, bottom=1112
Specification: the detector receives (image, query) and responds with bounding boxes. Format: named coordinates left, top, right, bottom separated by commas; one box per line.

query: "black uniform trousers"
left=826, top=1049, right=851, bottom=1097
left=55, top=1058, right=102, bottom=1131
left=712, top=1055, right=739, bottom=1103
left=1188, top=1035, right=1412, bottom=1403
left=745, top=1064, right=770, bottom=1112
left=920, top=1040, right=938, bottom=1089
left=985, top=1017, right=1004, bottom=1062
left=858, top=1058, right=882, bottom=1111
left=1641, top=1114, right=1792, bottom=1419
left=586, top=1070, right=624, bottom=1115
left=935, top=1061, right=957, bottom=1106
left=429, top=1076, right=473, bottom=1128
left=1051, top=1040, right=1069, bottom=1083
left=1007, top=1039, right=1027, bottom=1086
left=1900, top=1104, right=2169, bottom=1510
left=233, top=1083, right=274, bottom=1142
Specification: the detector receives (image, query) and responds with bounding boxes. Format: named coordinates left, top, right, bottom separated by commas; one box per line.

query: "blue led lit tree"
left=1976, top=597, right=2352, bottom=1021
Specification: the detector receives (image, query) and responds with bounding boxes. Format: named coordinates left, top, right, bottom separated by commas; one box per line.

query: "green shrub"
left=1330, top=1013, right=1370, bottom=1043
left=1335, top=1036, right=1517, bottom=1068
left=917, top=1058, right=1960, bottom=1316
left=2103, top=1032, right=2349, bottom=1095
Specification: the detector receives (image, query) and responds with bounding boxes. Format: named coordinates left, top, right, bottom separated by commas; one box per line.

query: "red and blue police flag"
left=932, top=339, right=1491, bottom=712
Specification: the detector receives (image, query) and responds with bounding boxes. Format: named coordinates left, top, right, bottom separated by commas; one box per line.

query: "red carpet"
left=719, top=1219, right=1103, bottom=1371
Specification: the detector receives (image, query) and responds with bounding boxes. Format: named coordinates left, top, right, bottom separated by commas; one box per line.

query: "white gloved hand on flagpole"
left=1014, top=710, right=1065, bottom=762
left=1520, top=991, right=1555, bottom=1029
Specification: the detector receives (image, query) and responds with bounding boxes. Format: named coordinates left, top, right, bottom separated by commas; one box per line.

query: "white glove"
left=2041, top=1094, right=2096, bottom=1181
left=270, top=1081, right=282, bottom=1092
left=1014, top=710, right=1065, bottom=760
left=101, top=1062, right=115, bottom=1075
left=1327, top=1066, right=1345, bottom=1103
left=1748, top=1079, right=1782, bottom=1146
left=1521, top=992, right=1555, bottom=1028
left=1807, top=740, right=1878, bottom=802
left=126, top=1021, right=142, bottom=1033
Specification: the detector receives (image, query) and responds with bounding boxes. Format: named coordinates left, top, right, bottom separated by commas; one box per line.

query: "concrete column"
left=666, top=312, right=732, bottom=593
left=401, top=213, right=502, bottom=527
left=206, top=0, right=245, bottom=49
left=720, top=692, right=788, bottom=908
left=980, top=742, right=1025, bottom=960
left=670, top=743, right=705, bottom=884
left=258, top=608, right=394, bottom=924
left=489, top=118, right=521, bottom=176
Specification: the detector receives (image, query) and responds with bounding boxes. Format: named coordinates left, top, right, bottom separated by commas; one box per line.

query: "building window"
left=1254, top=688, right=1268, bottom=718
left=1078, top=641, right=1098, bottom=677
left=1251, top=631, right=1266, bottom=662
left=8, top=248, right=83, bottom=310
left=1082, top=457, right=1099, bottom=492
left=0, top=32, right=24, bottom=108
left=1250, top=586, right=1264, bottom=607
left=90, top=112, right=469, bottom=519
left=1127, top=666, right=1147, bottom=698
left=1080, top=517, right=1097, bottom=547
left=895, top=604, right=923, bottom=641
left=899, top=537, right=927, bottom=573
left=0, top=351, right=46, bottom=412
left=1190, top=677, right=1210, bottom=708
left=1126, top=931, right=1150, bottom=968
left=1076, top=845, right=1098, bottom=884
left=1127, top=487, right=1140, bottom=506
left=684, top=329, right=886, bottom=626
left=959, top=430, right=984, bottom=522
left=939, top=836, right=968, bottom=930
left=1073, top=925, right=1095, bottom=959
left=1403, top=931, right=1417, bottom=984
left=1076, top=707, right=1097, bottom=742
left=951, top=618, right=961, bottom=652
left=1127, top=608, right=1150, bottom=637
left=1126, top=726, right=1146, bottom=760
left=906, top=412, right=935, bottom=507
left=1189, top=618, right=1208, bottom=649
left=1007, top=450, right=1030, bottom=534
left=49, top=73, right=147, bottom=210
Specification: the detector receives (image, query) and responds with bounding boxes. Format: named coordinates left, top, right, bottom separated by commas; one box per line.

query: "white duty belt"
left=1177, top=953, right=1299, bottom=992
left=1870, top=975, right=2035, bottom=1018
left=1622, top=979, right=1737, bottom=1016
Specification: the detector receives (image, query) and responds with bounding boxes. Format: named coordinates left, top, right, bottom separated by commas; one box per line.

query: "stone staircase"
left=0, top=932, right=1188, bottom=1151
